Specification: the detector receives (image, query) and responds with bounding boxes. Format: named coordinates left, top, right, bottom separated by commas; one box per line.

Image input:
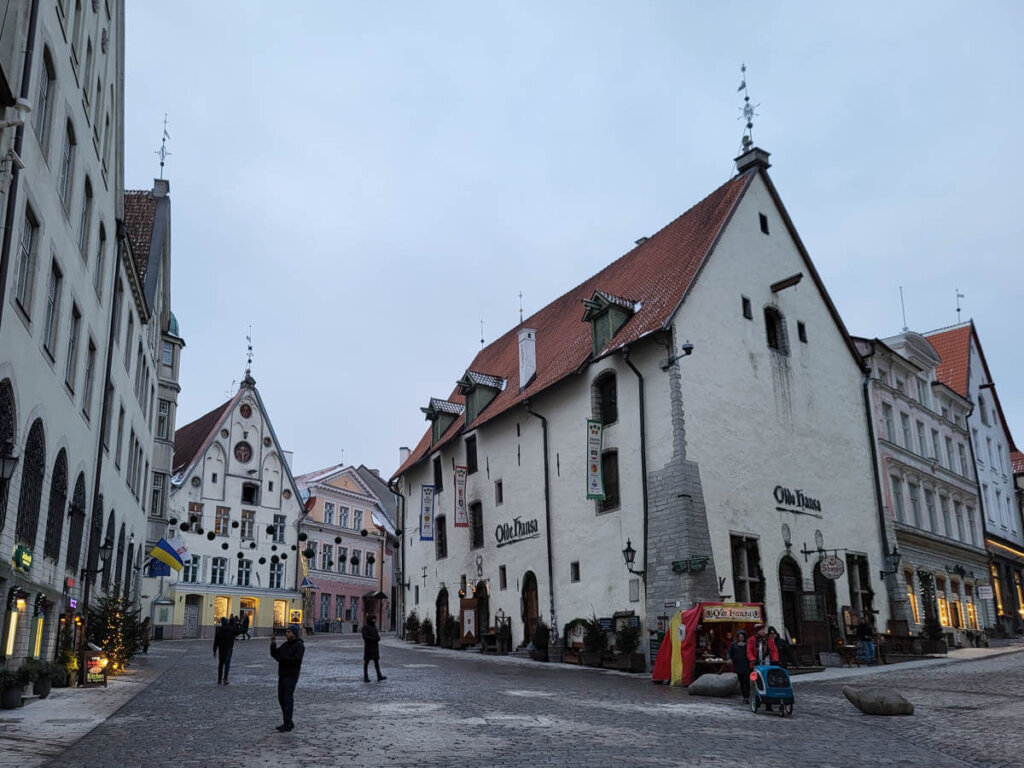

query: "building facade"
left=143, top=375, right=304, bottom=639
left=925, top=323, right=1023, bottom=634
left=294, top=464, right=396, bottom=632
left=858, top=333, right=992, bottom=644
left=0, top=0, right=156, bottom=668
left=393, top=147, right=891, bottom=661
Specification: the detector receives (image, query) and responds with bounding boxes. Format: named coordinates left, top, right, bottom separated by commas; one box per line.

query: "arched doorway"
left=436, top=588, right=449, bottom=640
left=800, top=560, right=839, bottom=655
left=521, top=571, right=539, bottom=647
left=474, top=581, right=489, bottom=636
left=778, top=557, right=803, bottom=641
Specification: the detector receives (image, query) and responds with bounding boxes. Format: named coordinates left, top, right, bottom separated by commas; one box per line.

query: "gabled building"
left=293, top=464, right=397, bottom=632
left=144, top=372, right=304, bottom=639
left=393, top=146, right=890, bottom=661
left=856, top=332, right=991, bottom=644
left=926, top=322, right=1023, bottom=634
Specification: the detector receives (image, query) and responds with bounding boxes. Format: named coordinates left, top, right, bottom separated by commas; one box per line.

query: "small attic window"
left=742, top=296, right=752, bottom=320
left=764, top=306, right=789, bottom=355
left=797, top=321, right=807, bottom=343
left=759, top=213, right=769, bottom=235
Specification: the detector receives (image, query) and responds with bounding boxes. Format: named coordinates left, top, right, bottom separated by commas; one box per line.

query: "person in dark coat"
left=361, top=614, right=387, bottom=682
left=767, top=626, right=789, bottom=668
left=213, top=617, right=236, bottom=685
left=270, top=623, right=305, bottom=732
left=728, top=630, right=750, bottom=704
left=241, top=614, right=250, bottom=640
left=140, top=617, right=151, bottom=654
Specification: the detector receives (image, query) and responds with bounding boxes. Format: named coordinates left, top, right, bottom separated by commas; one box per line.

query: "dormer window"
left=421, top=398, right=464, bottom=446
left=457, top=370, right=505, bottom=426
left=582, top=290, right=636, bottom=356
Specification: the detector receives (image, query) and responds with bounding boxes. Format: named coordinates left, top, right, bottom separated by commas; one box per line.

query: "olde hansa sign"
left=494, top=517, right=540, bottom=548
left=773, top=486, right=823, bottom=516
left=701, top=603, right=763, bottom=623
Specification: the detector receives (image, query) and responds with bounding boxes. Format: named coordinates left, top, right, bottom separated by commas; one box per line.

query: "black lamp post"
left=622, top=538, right=645, bottom=579
left=0, top=441, right=19, bottom=528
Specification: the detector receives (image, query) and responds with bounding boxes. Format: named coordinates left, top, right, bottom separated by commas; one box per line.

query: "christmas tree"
left=87, top=583, right=141, bottom=672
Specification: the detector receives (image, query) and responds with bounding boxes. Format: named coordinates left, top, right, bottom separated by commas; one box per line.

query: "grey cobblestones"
left=3, top=639, right=1019, bottom=767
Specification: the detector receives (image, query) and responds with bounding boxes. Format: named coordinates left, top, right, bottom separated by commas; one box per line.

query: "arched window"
left=15, top=419, right=45, bottom=547
left=594, top=372, right=617, bottom=426
left=101, top=511, right=116, bottom=591
left=65, top=473, right=87, bottom=572
left=0, top=378, right=15, bottom=534
left=114, top=522, right=126, bottom=588
left=764, top=306, right=789, bottom=355
left=43, top=449, right=68, bottom=561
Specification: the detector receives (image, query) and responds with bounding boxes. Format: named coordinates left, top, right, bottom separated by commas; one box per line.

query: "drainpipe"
left=0, top=0, right=41, bottom=334
left=524, top=399, right=556, bottom=633
left=860, top=344, right=895, bottom=619
left=622, top=346, right=649, bottom=583
left=388, top=478, right=405, bottom=638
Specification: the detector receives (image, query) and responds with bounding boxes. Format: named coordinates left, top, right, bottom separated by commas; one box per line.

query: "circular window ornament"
left=234, top=441, right=253, bottom=463
left=240, top=403, right=252, bottom=419
left=191, top=476, right=201, bottom=488
left=220, top=429, right=229, bottom=438
left=283, top=489, right=292, bottom=499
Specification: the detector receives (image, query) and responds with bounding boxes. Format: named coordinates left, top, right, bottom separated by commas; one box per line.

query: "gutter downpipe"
left=860, top=343, right=896, bottom=616
left=524, top=399, right=556, bottom=633
left=622, top=346, right=649, bottom=584
left=388, top=478, right=406, bottom=638
left=0, top=0, right=41, bottom=334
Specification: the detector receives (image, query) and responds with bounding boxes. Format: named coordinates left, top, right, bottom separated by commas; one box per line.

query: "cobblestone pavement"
left=20, top=637, right=1022, bottom=768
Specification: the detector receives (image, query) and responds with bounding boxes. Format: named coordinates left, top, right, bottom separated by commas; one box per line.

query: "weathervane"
left=519, top=291, right=523, bottom=324
left=155, top=114, right=171, bottom=179
left=737, top=64, right=759, bottom=152
left=245, top=326, right=254, bottom=378
left=480, top=320, right=485, bottom=348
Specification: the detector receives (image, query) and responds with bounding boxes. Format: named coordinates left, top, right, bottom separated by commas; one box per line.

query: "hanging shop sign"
left=419, top=485, right=435, bottom=542
left=701, top=603, right=763, bottom=623
left=818, top=555, right=845, bottom=580
left=773, top=486, right=823, bottom=517
left=977, top=585, right=994, bottom=600
left=454, top=466, right=468, bottom=528
left=494, top=517, right=540, bottom=548
left=586, top=420, right=604, bottom=499
left=12, top=545, right=32, bottom=573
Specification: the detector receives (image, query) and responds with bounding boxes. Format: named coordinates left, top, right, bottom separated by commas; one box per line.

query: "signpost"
left=818, top=555, right=845, bottom=580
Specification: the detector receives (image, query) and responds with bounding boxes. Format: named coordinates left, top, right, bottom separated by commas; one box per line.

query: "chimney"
left=734, top=146, right=771, bottom=174
left=518, top=328, right=536, bottom=390
left=399, top=446, right=410, bottom=466
left=152, top=178, right=170, bottom=198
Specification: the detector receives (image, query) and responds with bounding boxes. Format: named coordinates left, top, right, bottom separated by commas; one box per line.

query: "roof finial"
left=899, top=285, right=909, bottom=333
left=519, top=291, right=523, bottom=324
left=480, top=320, right=485, bottom=348
left=737, top=64, right=759, bottom=153
left=956, top=288, right=965, bottom=322
left=242, top=326, right=255, bottom=387
left=155, top=114, right=171, bottom=179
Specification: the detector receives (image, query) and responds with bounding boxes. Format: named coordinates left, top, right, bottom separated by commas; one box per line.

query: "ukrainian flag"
left=150, top=538, right=189, bottom=571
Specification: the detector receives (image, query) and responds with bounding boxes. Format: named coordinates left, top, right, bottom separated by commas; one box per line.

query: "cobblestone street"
left=8, top=638, right=1022, bottom=768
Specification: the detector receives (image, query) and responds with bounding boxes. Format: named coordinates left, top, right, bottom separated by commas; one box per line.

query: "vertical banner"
left=586, top=419, right=605, bottom=499
left=454, top=466, right=469, bottom=527
left=419, top=485, right=435, bottom=541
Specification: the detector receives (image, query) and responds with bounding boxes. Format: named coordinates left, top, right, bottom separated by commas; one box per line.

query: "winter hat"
left=287, top=623, right=301, bottom=637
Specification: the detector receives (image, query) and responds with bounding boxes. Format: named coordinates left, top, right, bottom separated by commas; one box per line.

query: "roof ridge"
left=922, top=321, right=972, bottom=336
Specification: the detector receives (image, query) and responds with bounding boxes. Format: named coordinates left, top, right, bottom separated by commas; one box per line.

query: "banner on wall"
left=586, top=419, right=605, bottom=500
left=420, top=485, right=435, bottom=541
left=454, top=466, right=468, bottom=527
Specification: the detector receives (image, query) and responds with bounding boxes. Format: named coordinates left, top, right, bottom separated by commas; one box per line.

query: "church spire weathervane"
left=737, top=64, right=759, bottom=152
left=156, top=114, right=171, bottom=179
left=242, top=326, right=255, bottom=387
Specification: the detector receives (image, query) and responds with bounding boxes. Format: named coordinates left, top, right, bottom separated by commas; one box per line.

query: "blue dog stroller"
left=749, top=664, right=794, bottom=717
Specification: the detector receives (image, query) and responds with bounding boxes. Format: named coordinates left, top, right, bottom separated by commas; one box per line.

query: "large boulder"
left=842, top=686, right=914, bottom=716
left=688, top=673, right=739, bottom=697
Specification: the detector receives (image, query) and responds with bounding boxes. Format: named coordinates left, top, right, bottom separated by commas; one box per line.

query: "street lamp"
left=622, top=538, right=645, bottom=578
left=660, top=341, right=695, bottom=370
left=81, top=537, right=114, bottom=578
left=879, top=544, right=901, bottom=580
left=0, top=441, right=19, bottom=481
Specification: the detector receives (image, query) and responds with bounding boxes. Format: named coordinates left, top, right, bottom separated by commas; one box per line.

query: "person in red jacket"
left=746, top=624, right=779, bottom=666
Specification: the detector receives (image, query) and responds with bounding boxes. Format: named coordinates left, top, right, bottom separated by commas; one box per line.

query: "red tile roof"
left=124, top=190, right=158, bottom=282
left=924, top=323, right=972, bottom=397
left=172, top=396, right=236, bottom=476
left=395, top=170, right=755, bottom=477
left=1011, top=451, right=1024, bottom=475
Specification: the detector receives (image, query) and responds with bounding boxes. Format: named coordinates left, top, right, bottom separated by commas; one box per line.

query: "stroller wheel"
left=750, top=695, right=759, bottom=714
left=780, top=703, right=793, bottom=718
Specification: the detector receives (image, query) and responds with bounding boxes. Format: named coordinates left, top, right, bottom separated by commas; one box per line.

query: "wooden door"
left=184, top=595, right=201, bottom=638
left=522, top=571, right=539, bottom=645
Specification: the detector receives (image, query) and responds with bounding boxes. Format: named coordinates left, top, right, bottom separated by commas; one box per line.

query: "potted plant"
left=404, top=610, right=420, bottom=642
left=0, top=666, right=27, bottom=709
left=613, top=622, right=645, bottom=672
left=21, top=658, right=55, bottom=699
left=419, top=617, right=434, bottom=646
left=582, top=616, right=607, bottom=667
left=530, top=620, right=550, bottom=662
left=562, top=618, right=588, bottom=664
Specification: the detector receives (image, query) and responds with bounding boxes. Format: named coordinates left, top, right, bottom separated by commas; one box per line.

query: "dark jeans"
left=217, top=649, right=233, bottom=681
left=278, top=675, right=298, bottom=726
left=364, top=658, right=383, bottom=680
left=736, top=671, right=750, bottom=701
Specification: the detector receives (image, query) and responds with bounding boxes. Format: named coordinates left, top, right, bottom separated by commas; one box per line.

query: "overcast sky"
left=124, top=1, right=1024, bottom=478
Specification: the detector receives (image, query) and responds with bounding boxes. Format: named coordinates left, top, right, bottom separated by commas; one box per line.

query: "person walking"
left=213, top=617, right=236, bottom=685
left=727, top=630, right=750, bottom=704
left=361, top=615, right=387, bottom=682
left=856, top=613, right=876, bottom=665
left=747, top=624, right=779, bottom=710
left=270, top=623, right=305, bottom=732
left=241, top=614, right=251, bottom=640
left=767, top=626, right=788, bottom=668
left=140, top=617, right=151, bottom=654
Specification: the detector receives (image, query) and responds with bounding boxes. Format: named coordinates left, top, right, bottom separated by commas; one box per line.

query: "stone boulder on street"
left=842, top=686, right=914, bottom=715
left=688, top=673, right=739, bottom=697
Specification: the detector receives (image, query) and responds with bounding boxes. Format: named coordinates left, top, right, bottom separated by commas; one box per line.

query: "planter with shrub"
left=582, top=616, right=607, bottom=667
left=0, top=666, right=27, bottom=709
left=21, top=658, right=56, bottom=699
left=404, top=611, right=420, bottom=642
left=419, top=618, right=434, bottom=646
left=530, top=620, right=550, bottom=662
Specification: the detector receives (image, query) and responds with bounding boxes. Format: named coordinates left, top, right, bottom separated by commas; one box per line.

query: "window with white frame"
left=324, top=501, right=335, bottom=525
left=211, top=557, right=227, bottom=585
left=339, top=506, right=349, bottom=528
left=354, top=510, right=364, bottom=530
left=916, top=378, right=929, bottom=407
left=150, top=473, right=165, bottom=518
left=891, top=476, right=905, bottom=522
left=908, top=482, right=922, bottom=527
left=181, top=556, right=200, bottom=584
left=14, top=210, right=39, bottom=313
left=321, top=543, right=333, bottom=571
left=953, top=500, right=965, bottom=541
left=162, top=340, right=173, bottom=366
left=337, top=547, right=347, bottom=574
left=65, top=304, right=81, bottom=390
left=269, top=560, right=283, bottom=589
left=730, top=535, right=764, bottom=603
left=240, top=509, right=255, bottom=540
left=958, top=444, right=970, bottom=477
left=966, top=507, right=977, bottom=545
left=320, top=594, right=330, bottom=619
left=272, top=514, right=286, bottom=543
left=900, top=413, right=912, bottom=450
left=336, top=595, right=344, bottom=620
left=882, top=403, right=895, bottom=442
left=43, top=261, right=63, bottom=356
left=945, top=436, right=955, bottom=471
left=215, top=506, right=230, bottom=536
left=365, top=556, right=375, bottom=578
left=924, top=489, right=937, bottom=532
left=157, top=400, right=170, bottom=439
left=238, top=559, right=252, bottom=587
left=931, top=429, right=941, bottom=462
left=940, top=495, right=951, bottom=538
left=916, top=421, right=927, bottom=457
